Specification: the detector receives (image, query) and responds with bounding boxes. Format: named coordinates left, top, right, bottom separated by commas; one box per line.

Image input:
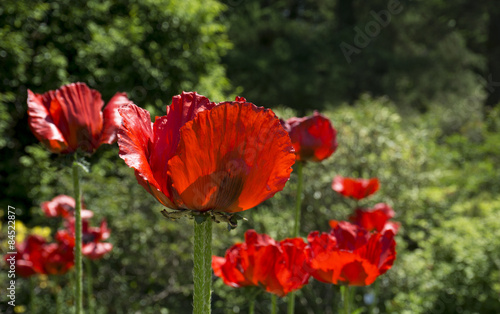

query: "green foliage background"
left=1, top=0, right=499, bottom=313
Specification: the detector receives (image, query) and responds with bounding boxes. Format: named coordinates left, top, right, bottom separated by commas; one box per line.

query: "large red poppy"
left=27, top=82, right=129, bottom=153
left=57, top=218, right=113, bottom=260
left=4, top=235, right=46, bottom=277
left=281, top=112, right=338, bottom=162
left=212, top=230, right=310, bottom=297
left=332, top=176, right=380, bottom=200
left=118, top=92, right=295, bottom=213
left=341, top=203, right=400, bottom=233
left=41, top=195, right=94, bottom=220
left=306, top=221, right=396, bottom=286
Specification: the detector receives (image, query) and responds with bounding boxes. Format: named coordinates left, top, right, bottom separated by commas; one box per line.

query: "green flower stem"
left=72, top=159, right=83, bottom=314
left=341, top=285, right=351, bottom=314
left=249, top=299, right=255, bottom=314
left=193, top=218, right=212, bottom=314
left=271, top=295, right=277, bottom=314
left=86, top=259, right=94, bottom=313
left=288, top=161, right=304, bottom=314
left=287, top=292, right=296, bottom=314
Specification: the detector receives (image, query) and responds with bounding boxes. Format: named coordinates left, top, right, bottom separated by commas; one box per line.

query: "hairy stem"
left=72, top=159, right=83, bottom=314
left=341, top=285, right=351, bottom=314
left=249, top=299, right=255, bottom=314
left=193, top=218, right=212, bottom=314
left=271, top=294, right=277, bottom=314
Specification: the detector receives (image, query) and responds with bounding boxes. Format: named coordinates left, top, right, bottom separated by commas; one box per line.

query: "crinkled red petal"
left=100, top=92, right=130, bottom=145
left=118, top=103, right=175, bottom=208
left=150, top=92, right=216, bottom=204
left=168, top=101, right=295, bottom=212
left=27, top=89, right=68, bottom=153
left=55, top=83, right=104, bottom=152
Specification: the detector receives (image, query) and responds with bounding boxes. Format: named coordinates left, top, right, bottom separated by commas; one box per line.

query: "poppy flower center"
left=180, top=158, right=249, bottom=211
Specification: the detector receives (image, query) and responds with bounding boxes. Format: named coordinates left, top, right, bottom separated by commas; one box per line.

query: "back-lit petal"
left=168, top=101, right=295, bottom=212
left=275, top=238, right=310, bottom=295
left=212, top=245, right=252, bottom=288
left=82, top=242, right=113, bottom=260
left=306, top=222, right=396, bottom=286
left=27, top=89, right=68, bottom=153
left=332, top=176, right=380, bottom=200
left=41, top=194, right=93, bottom=220
left=349, top=203, right=396, bottom=232
left=118, top=103, right=175, bottom=208
left=55, top=83, right=104, bottom=152
left=212, top=230, right=310, bottom=296
left=100, top=92, right=129, bottom=145
left=150, top=92, right=216, bottom=204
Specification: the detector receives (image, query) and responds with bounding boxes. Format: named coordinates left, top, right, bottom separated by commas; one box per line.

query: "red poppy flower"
left=332, top=176, right=380, bottom=200
left=81, top=220, right=113, bottom=260
left=306, top=221, right=396, bottom=286
left=118, top=92, right=295, bottom=212
left=27, top=82, right=130, bottom=153
left=57, top=218, right=113, bottom=260
left=41, top=242, right=74, bottom=275
left=340, top=203, right=400, bottom=233
left=4, top=235, right=46, bottom=277
left=281, top=112, right=338, bottom=162
left=212, top=230, right=310, bottom=297
left=41, top=195, right=94, bottom=220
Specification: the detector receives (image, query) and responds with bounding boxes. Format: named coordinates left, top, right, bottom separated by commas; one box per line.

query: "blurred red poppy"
left=340, top=203, right=400, bottom=233
left=281, top=112, right=338, bottom=162
left=57, top=218, right=113, bottom=260
left=4, top=235, right=75, bottom=276
left=81, top=220, right=113, bottom=260
left=41, top=242, right=75, bottom=275
left=41, top=195, right=94, bottom=220
left=118, top=92, right=295, bottom=213
left=306, top=221, right=396, bottom=286
left=27, top=82, right=129, bottom=153
left=212, top=230, right=310, bottom=297
left=4, top=235, right=46, bottom=277
left=332, top=176, right=380, bottom=200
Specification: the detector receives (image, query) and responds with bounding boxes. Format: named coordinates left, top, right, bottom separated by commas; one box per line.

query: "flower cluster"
left=212, top=230, right=310, bottom=297
left=306, top=221, right=396, bottom=286
left=4, top=195, right=113, bottom=277
left=4, top=235, right=74, bottom=277
left=43, top=195, right=113, bottom=260
left=56, top=218, right=113, bottom=260
left=24, top=83, right=400, bottom=312
left=213, top=219, right=397, bottom=294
